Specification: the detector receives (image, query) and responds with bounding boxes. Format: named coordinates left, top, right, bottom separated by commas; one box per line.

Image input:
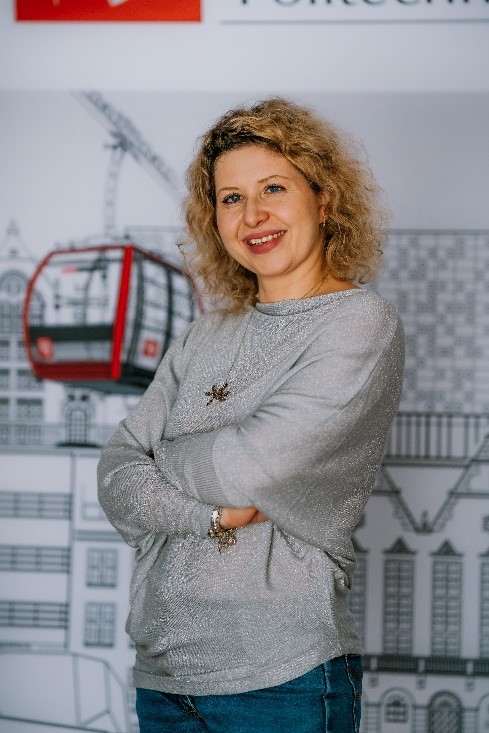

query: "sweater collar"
left=255, top=287, right=363, bottom=316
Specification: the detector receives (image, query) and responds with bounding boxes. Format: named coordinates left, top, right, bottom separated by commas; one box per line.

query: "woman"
left=98, top=98, right=404, bottom=733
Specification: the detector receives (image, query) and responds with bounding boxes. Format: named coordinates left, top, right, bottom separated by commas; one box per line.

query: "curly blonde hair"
left=183, top=97, right=387, bottom=312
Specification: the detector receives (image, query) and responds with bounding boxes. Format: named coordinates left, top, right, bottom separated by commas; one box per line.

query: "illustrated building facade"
left=350, top=230, right=489, bottom=732
left=0, top=224, right=134, bottom=731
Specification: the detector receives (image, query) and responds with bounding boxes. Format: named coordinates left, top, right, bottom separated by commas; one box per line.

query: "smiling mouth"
left=248, top=230, right=286, bottom=246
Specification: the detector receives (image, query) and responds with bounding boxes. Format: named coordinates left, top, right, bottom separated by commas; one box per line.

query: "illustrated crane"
left=77, top=91, right=182, bottom=236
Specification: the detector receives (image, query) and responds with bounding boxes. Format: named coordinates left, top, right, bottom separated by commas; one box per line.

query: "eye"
left=265, top=183, right=285, bottom=194
left=222, top=192, right=242, bottom=205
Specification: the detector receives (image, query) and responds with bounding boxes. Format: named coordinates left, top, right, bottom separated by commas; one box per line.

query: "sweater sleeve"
left=97, top=327, right=214, bottom=550
left=158, top=304, right=404, bottom=556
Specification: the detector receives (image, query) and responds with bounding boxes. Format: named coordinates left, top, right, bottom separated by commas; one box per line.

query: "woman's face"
left=214, top=144, right=328, bottom=300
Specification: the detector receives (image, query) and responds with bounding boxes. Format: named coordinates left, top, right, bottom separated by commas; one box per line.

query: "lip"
left=243, top=229, right=286, bottom=255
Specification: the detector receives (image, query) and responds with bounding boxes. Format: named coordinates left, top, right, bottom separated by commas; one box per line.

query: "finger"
left=251, top=512, right=268, bottom=523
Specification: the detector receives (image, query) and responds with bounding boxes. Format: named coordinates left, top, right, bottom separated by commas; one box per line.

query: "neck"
left=257, top=272, right=356, bottom=304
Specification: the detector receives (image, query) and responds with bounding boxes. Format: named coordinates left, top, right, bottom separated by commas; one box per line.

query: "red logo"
left=16, top=0, right=201, bottom=22
left=37, top=337, right=54, bottom=361
left=142, top=339, right=159, bottom=358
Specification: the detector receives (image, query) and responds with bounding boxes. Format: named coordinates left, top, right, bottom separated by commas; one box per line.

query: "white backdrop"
left=1, top=1, right=488, bottom=92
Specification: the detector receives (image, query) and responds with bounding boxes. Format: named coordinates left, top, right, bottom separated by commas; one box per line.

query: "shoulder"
left=353, top=288, right=402, bottom=340
left=321, top=288, right=401, bottom=338
left=280, top=290, right=404, bottom=407
left=332, top=288, right=399, bottom=325
left=310, top=289, right=404, bottom=364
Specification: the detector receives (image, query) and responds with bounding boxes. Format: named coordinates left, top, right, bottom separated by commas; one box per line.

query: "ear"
left=318, top=190, right=329, bottom=223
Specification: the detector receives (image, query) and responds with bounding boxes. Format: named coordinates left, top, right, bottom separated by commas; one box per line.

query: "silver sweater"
left=97, top=289, right=404, bottom=695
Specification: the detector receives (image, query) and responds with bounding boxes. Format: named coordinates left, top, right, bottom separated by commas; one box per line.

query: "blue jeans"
left=136, top=654, right=362, bottom=733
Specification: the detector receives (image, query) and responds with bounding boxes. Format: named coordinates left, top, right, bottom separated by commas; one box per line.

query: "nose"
left=242, top=194, right=268, bottom=228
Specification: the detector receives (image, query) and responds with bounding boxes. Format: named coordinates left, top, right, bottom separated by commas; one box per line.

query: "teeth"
left=249, top=231, right=285, bottom=245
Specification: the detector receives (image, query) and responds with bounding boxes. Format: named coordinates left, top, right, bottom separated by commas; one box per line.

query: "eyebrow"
left=216, top=174, right=291, bottom=196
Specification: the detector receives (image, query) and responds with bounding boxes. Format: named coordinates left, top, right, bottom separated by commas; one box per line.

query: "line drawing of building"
left=378, top=230, right=489, bottom=414
left=0, top=220, right=191, bottom=732
left=350, top=230, right=489, bottom=732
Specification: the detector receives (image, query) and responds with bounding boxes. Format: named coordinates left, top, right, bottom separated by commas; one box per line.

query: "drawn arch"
left=428, top=691, right=462, bottom=733
left=380, top=687, right=415, bottom=733
left=0, top=270, right=28, bottom=295
left=478, top=693, right=489, bottom=733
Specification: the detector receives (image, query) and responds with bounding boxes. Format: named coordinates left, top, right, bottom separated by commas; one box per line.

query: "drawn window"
left=0, top=545, right=70, bottom=573
left=428, top=692, right=461, bottom=733
left=0, top=339, right=9, bottom=359
left=16, top=398, right=43, bottom=419
left=349, top=555, right=367, bottom=644
left=15, top=424, right=42, bottom=445
left=0, top=303, right=9, bottom=334
left=16, top=338, right=26, bottom=360
left=86, top=549, right=118, bottom=587
left=0, top=424, right=9, bottom=444
left=383, top=557, right=415, bottom=654
left=0, top=491, right=72, bottom=519
left=9, top=303, right=22, bottom=334
left=0, top=274, right=26, bottom=334
left=385, top=695, right=409, bottom=723
left=481, top=560, right=489, bottom=657
left=84, top=602, right=116, bottom=647
left=65, top=404, right=90, bottom=445
left=0, top=368, right=9, bottom=389
left=483, top=516, right=489, bottom=532
left=432, top=559, right=462, bottom=656
left=0, top=398, right=9, bottom=418
left=16, top=368, right=41, bottom=390
left=0, top=601, right=68, bottom=629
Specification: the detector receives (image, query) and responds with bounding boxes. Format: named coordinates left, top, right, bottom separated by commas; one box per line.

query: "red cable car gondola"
left=23, top=244, right=202, bottom=394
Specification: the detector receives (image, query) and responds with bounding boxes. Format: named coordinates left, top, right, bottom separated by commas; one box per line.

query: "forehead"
left=214, top=144, right=299, bottom=185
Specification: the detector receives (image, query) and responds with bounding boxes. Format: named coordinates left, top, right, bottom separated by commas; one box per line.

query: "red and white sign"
left=142, top=339, right=159, bottom=358
left=16, top=0, right=201, bottom=22
left=36, top=337, right=54, bottom=361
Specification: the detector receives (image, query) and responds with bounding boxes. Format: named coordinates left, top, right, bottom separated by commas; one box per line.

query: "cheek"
left=216, top=212, right=236, bottom=245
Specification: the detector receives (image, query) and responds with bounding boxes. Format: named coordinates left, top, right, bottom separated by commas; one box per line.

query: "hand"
left=219, top=506, right=268, bottom=529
